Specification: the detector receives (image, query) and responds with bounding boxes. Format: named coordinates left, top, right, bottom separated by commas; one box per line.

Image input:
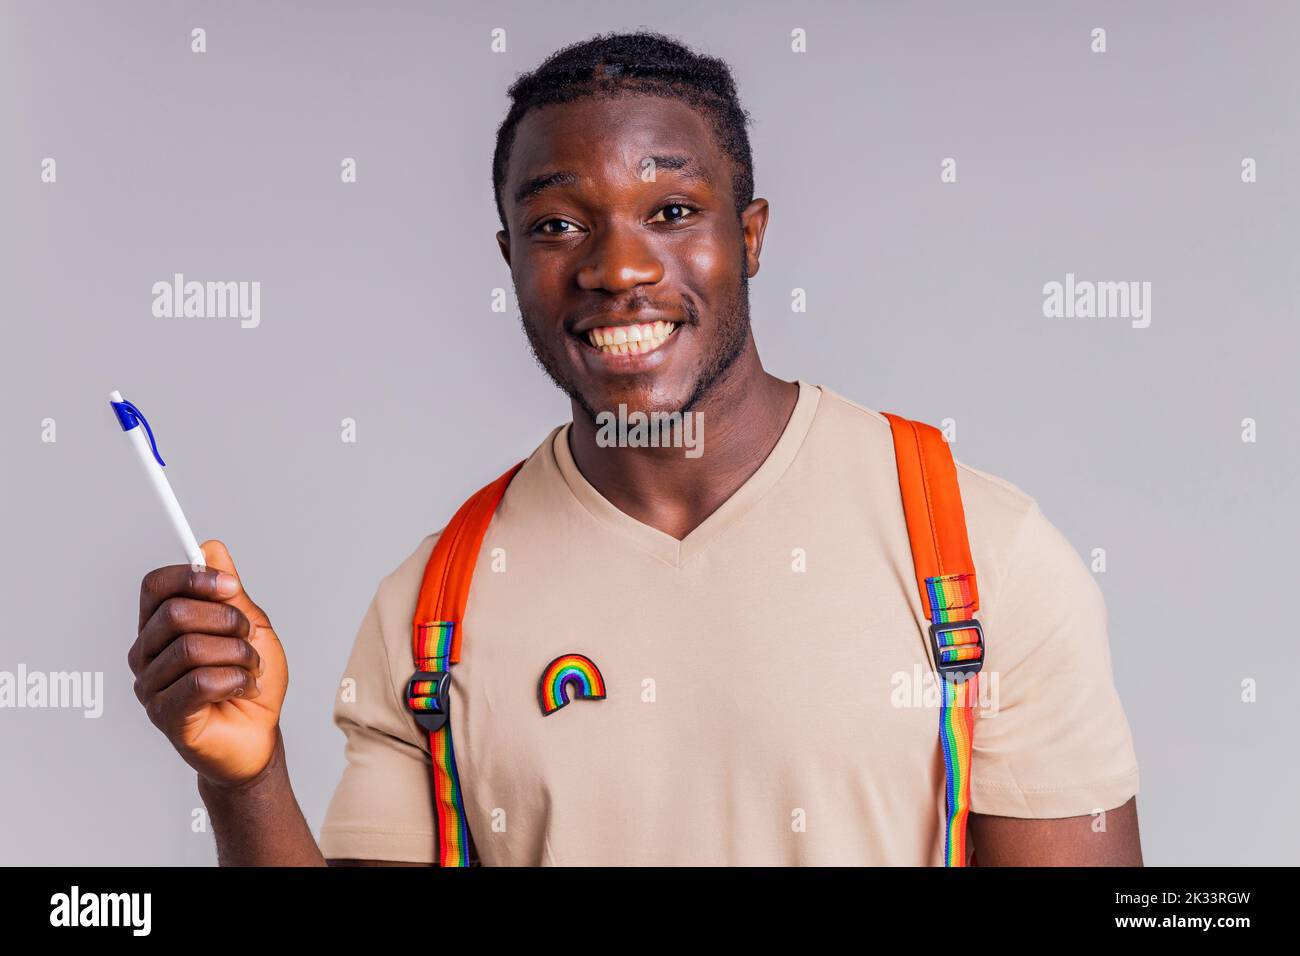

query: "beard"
left=518, top=260, right=752, bottom=424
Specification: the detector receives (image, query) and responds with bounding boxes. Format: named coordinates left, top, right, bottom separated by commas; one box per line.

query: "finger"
left=200, top=540, right=271, bottom=630
left=145, top=666, right=261, bottom=733
left=134, top=633, right=263, bottom=699
left=134, top=597, right=251, bottom=672
left=139, top=564, right=241, bottom=632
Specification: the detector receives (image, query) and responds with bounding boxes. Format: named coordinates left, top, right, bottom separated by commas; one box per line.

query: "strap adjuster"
left=406, top=670, right=451, bottom=733
left=928, top=619, right=984, bottom=684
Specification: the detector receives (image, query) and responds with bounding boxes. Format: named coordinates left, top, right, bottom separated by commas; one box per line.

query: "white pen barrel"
left=124, top=423, right=206, bottom=570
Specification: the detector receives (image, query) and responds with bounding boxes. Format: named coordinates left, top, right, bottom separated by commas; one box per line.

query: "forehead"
left=503, top=94, right=730, bottom=203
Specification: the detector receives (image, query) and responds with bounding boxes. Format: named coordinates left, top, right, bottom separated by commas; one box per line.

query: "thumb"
left=200, top=539, right=272, bottom=631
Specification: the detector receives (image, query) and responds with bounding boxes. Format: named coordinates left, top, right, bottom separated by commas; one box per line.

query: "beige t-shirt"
left=319, top=381, right=1139, bottom=865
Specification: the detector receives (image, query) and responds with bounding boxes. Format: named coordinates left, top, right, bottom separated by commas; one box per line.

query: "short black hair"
left=492, top=30, right=755, bottom=232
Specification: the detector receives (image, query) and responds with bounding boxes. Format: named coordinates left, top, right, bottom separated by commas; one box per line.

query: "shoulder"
left=810, top=383, right=1066, bottom=601
left=813, top=383, right=1039, bottom=521
left=373, top=531, right=440, bottom=625
left=368, top=428, right=564, bottom=631
left=345, top=532, right=442, bottom=701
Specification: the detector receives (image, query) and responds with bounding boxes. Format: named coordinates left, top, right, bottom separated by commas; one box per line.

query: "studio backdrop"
left=2, top=0, right=1296, bottom=865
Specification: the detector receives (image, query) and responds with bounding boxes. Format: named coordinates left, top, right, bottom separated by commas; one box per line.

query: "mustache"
left=563, top=294, right=699, bottom=334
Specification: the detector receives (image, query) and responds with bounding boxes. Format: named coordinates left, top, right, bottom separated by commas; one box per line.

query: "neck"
left=567, top=338, right=800, bottom=541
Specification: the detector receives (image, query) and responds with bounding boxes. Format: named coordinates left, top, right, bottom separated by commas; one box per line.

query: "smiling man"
left=129, top=31, right=1141, bottom=866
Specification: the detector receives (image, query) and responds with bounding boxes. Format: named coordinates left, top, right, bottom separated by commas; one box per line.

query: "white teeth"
left=584, top=322, right=679, bottom=356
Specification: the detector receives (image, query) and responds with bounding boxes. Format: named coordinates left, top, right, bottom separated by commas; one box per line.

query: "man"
left=128, top=31, right=1141, bottom=866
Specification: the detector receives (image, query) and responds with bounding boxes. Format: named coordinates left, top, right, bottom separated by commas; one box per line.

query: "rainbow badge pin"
left=539, top=653, right=606, bottom=716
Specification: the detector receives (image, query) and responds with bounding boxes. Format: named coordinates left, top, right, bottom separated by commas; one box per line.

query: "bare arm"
left=194, top=728, right=326, bottom=866
left=196, top=730, right=432, bottom=866
left=132, top=542, right=424, bottom=867
left=968, top=796, right=1143, bottom=866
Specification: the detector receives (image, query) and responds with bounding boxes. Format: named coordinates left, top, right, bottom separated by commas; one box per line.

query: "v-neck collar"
left=549, top=380, right=822, bottom=569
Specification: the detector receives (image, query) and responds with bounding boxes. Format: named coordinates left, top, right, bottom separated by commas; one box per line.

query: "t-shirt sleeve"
left=969, top=501, right=1140, bottom=818
left=318, top=541, right=439, bottom=863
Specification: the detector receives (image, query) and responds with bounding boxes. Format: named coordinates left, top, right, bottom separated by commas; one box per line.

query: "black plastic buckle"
left=406, top=670, right=451, bottom=733
left=928, top=619, right=984, bottom=684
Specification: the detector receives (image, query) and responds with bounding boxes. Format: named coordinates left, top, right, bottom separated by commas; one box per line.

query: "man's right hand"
left=129, top=539, right=289, bottom=787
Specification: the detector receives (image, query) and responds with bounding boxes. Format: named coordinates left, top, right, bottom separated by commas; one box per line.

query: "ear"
left=740, top=198, right=770, bottom=279
left=496, top=229, right=511, bottom=269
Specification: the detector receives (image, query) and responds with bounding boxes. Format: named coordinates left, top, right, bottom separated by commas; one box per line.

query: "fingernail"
left=232, top=686, right=245, bottom=697
left=215, top=572, right=239, bottom=597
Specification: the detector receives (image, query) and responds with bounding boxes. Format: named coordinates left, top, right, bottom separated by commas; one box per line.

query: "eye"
left=648, top=203, right=698, bottom=224
left=534, top=218, right=580, bottom=235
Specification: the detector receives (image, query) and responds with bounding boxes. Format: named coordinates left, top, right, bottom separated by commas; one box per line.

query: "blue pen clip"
left=110, top=398, right=166, bottom=467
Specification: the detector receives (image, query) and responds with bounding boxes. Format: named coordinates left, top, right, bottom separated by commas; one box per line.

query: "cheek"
left=515, top=274, right=547, bottom=311
left=676, top=235, right=738, bottom=305
left=516, top=255, right=566, bottom=309
left=687, top=247, right=722, bottom=281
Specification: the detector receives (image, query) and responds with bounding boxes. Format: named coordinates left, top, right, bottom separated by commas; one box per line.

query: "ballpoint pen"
left=108, top=389, right=206, bottom=571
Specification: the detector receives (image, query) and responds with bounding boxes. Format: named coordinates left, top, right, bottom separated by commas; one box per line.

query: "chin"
left=582, top=377, right=696, bottom=418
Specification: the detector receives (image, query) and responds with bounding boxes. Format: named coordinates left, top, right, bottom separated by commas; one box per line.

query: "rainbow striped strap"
left=925, top=574, right=982, bottom=867
left=926, top=573, right=984, bottom=671
left=414, top=621, right=455, bottom=674
left=882, top=413, right=984, bottom=868
left=409, top=463, right=523, bottom=867
left=410, top=621, right=455, bottom=713
left=410, top=621, right=472, bottom=866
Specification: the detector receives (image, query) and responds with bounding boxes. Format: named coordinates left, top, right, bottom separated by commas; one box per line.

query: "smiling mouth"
left=581, top=320, right=681, bottom=356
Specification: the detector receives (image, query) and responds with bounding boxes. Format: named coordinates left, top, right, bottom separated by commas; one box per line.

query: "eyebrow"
left=645, top=154, right=713, bottom=185
left=511, top=153, right=713, bottom=206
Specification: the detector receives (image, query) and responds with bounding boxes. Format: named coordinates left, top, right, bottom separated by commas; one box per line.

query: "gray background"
left=3, top=0, right=1296, bottom=865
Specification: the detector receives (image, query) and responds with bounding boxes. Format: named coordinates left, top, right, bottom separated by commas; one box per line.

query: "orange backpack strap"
left=406, top=461, right=523, bottom=866
left=882, top=413, right=984, bottom=868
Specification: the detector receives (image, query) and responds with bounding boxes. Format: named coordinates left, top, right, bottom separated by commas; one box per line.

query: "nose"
left=575, top=223, right=664, bottom=293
